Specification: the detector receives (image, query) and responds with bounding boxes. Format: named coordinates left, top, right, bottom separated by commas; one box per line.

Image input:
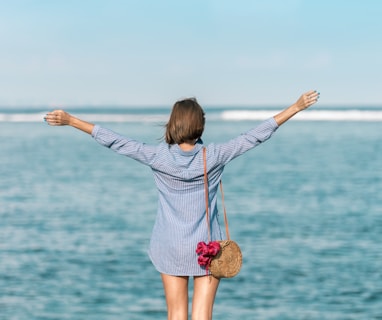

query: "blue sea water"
left=1, top=106, right=382, bottom=319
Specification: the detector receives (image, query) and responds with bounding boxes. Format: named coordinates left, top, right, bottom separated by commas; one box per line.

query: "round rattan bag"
left=209, top=240, right=242, bottom=278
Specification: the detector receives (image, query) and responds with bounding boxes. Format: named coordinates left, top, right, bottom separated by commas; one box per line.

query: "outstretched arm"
left=44, top=110, right=94, bottom=135
left=274, top=90, right=320, bottom=126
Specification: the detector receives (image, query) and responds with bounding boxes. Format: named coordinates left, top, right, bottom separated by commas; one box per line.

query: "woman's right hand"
left=44, top=110, right=95, bottom=134
left=44, top=110, right=72, bottom=126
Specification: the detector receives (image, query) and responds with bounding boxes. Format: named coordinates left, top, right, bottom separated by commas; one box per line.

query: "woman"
left=45, top=90, right=319, bottom=320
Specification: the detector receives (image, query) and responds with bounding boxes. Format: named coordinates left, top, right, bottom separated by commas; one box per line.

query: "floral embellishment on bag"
left=196, top=241, right=221, bottom=273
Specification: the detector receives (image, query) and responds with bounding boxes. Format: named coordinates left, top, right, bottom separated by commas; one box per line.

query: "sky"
left=1, top=0, right=381, bottom=108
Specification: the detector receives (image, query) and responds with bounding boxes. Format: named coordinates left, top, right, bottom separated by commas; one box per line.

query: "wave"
left=1, top=110, right=382, bottom=122
left=0, top=113, right=168, bottom=123
left=221, top=110, right=382, bottom=121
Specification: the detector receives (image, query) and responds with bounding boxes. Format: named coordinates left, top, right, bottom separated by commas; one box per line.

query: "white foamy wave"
left=2, top=109, right=382, bottom=122
left=74, top=113, right=168, bottom=123
left=0, top=113, right=47, bottom=122
left=221, top=110, right=382, bottom=121
left=0, top=113, right=168, bottom=123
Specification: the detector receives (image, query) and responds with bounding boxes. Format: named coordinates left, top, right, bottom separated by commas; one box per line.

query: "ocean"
left=1, top=106, right=381, bottom=319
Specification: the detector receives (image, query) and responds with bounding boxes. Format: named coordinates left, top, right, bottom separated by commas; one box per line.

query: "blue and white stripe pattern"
left=92, top=117, right=279, bottom=275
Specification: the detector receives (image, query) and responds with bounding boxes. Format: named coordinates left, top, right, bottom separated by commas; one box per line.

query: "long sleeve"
left=208, top=117, right=279, bottom=166
left=91, top=125, right=158, bottom=166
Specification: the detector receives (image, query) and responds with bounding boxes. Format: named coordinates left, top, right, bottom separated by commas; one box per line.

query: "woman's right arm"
left=45, top=110, right=158, bottom=166
left=44, top=110, right=94, bottom=135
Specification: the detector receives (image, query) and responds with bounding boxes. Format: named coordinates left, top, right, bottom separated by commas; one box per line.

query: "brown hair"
left=165, top=98, right=205, bottom=144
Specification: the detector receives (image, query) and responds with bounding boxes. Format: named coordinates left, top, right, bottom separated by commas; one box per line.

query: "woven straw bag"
left=202, top=148, right=242, bottom=279
left=209, top=240, right=242, bottom=278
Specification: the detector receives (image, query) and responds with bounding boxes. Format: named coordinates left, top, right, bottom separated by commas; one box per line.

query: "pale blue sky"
left=1, top=0, right=381, bottom=107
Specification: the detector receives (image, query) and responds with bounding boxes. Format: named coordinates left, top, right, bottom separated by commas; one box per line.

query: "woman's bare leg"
left=161, top=274, right=189, bottom=320
left=191, top=275, right=220, bottom=320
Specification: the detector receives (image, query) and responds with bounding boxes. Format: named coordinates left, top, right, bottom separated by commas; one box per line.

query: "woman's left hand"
left=273, top=90, right=320, bottom=126
left=295, top=90, right=320, bottom=112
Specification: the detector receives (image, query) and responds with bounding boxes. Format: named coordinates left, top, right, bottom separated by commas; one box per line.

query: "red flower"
left=197, top=254, right=211, bottom=266
left=207, top=242, right=220, bottom=256
left=196, top=241, right=221, bottom=274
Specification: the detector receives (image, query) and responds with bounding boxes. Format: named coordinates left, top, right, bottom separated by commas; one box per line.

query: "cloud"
left=304, top=52, right=333, bottom=69
left=234, top=52, right=287, bottom=70
left=232, top=50, right=333, bottom=71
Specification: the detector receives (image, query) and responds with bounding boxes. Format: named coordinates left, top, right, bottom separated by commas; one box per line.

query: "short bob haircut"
left=165, top=98, right=205, bottom=145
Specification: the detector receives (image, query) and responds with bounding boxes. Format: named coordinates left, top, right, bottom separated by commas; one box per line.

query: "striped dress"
left=91, top=117, right=278, bottom=276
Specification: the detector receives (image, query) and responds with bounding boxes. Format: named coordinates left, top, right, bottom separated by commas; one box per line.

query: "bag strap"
left=203, top=147, right=230, bottom=242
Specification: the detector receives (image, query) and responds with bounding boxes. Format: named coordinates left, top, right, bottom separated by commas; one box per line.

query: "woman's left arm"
left=274, top=90, right=320, bottom=126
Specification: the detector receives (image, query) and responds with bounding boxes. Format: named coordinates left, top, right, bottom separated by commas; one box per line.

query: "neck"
left=179, top=142, right=195, bottom=151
